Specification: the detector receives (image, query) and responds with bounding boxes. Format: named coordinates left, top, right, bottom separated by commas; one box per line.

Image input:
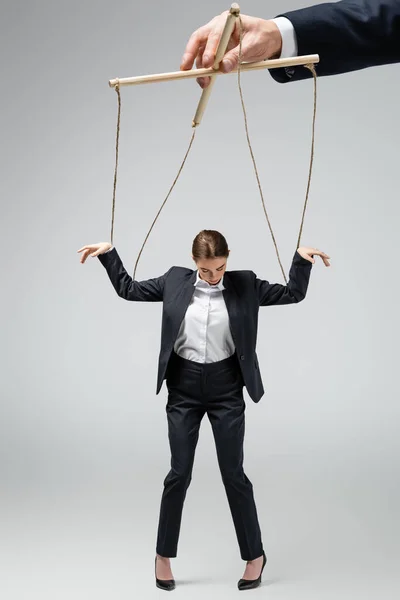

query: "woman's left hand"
left=297, top=247, right=331, bottom=267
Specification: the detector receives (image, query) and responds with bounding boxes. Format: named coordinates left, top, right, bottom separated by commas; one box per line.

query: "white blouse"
left=174, top=271, right=235, bottom=363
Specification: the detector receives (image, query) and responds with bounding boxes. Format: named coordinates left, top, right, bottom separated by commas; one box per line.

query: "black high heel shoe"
left=237, top=551, right=267, bottom=591
left=155, top=556, right=176, bottom=591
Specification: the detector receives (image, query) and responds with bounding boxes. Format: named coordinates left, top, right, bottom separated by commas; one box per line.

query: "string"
left=109, top=83, right=197, bottom=278
left=297, top=63, right=317, bottom=249
left=236, top=17, right=318, bottom=283
left=236, top=16, right=287, bottom=283
left=110, top=84, right=121, bottom=246
left=132, top=128, right=196, bottom=279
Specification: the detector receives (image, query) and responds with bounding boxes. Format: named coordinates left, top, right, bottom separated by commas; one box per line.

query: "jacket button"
left=240, top=355, right=245, bottom=360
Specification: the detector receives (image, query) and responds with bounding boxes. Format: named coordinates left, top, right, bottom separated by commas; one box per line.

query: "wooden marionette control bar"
left=108, top=2, right=319, bottom=114
left=108, top=53, right=319, bottom=89
left=191, top=3, right=241, bottom=127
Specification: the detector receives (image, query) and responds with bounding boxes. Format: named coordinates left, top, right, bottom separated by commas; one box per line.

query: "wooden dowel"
left=192, top=3, right=240, bottom=127
left=109, top=54, right=320, bottom=88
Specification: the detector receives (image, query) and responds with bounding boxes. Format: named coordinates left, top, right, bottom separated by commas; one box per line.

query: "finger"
left=221, top=25, right=253, bottom=72
left=196, top=75, right=211, bottom=88
left=299, top=252, right=314, bottom=264
left=180, top=26, right=210, bottom=70
left=195, top=45, right=205, bottom=68
left=195, top=46, right=205, bottom=87
left=311, top=249, right=330, bottom=257
left=80, top=249, right=90, bottom=263
left=221, top=45, right=241, bottom=72
left=203, top=17, right=227, bottom=67
left=77, top=246, right=88, bottom=253
left=195, top=45, right=210, bottom=87
left=313, top=253, right=331, bottom=266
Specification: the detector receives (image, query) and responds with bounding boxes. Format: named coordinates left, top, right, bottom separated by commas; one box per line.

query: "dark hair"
left=192, top=230, right=229, bottom=260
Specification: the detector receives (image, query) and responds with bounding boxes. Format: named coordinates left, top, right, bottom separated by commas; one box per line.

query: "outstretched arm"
left=255, top=247, right=330, bottom=306
left=77, top=243, right=171, bottom=302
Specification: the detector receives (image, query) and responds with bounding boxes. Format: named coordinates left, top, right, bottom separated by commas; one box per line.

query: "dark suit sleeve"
left=255, top=250, right=313, bottom=306
left=271, top=0, right=400, bottom=83
left=97, top=247, right=171, bottom=301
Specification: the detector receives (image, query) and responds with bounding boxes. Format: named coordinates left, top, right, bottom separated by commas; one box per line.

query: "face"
left=193, top=253, right=229, bottom=285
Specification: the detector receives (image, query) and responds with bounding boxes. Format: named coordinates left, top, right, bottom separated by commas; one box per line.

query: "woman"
left=77, top=230, right=330, bottom=591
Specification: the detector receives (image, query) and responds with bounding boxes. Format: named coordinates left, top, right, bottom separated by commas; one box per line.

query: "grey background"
left=1, top=0, right=399, bottom=598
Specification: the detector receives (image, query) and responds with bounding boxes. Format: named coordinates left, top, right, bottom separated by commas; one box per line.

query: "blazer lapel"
left=222, top=272, right=240, bottom=344
left=170, top=270, right=197, bottom=337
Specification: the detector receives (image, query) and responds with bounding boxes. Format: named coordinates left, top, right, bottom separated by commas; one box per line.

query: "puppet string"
left=132, top=129, right=197, bottom=279
left=109, top=84, right=196, bottom=277
left=236, top=16, right=318, bottom=284
left=236, top=16, right=287, bottom=282
left=110, top=84, right=121, bottom=246
left=297, top=63, right=317, bottom=250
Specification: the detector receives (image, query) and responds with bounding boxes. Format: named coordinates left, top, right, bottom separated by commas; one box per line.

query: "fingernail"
left=203, top=54, right=210, bottom=65
left=223, top=59, right=233, bottom=72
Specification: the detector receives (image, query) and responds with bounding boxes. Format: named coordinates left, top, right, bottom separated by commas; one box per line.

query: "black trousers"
left=155, top=351, right=264, bottom=561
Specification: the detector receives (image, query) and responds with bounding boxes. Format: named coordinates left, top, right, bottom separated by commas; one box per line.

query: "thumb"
left=221, top=38, right=253, bottom=73
left=221, top=46, right=240, bottom=73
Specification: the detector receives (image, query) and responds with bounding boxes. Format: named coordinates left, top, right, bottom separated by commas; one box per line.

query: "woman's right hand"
left=77, top=242, right=112, bottom=264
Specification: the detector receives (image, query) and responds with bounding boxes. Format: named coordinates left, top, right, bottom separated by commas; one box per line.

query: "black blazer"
left=271, top=0, right=400, bottom=82
left=98, top=248, right=313, bottom=403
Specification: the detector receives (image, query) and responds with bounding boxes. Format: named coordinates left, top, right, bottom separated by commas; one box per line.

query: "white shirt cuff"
left=271, top=17, right=298, bottom=59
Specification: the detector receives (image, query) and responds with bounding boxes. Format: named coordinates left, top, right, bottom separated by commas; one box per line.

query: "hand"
left=297, top=247, right=331, bottom=267
left=77, top=243, right=112, bottom=264
left=180, top=12, right=282, bottom=88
